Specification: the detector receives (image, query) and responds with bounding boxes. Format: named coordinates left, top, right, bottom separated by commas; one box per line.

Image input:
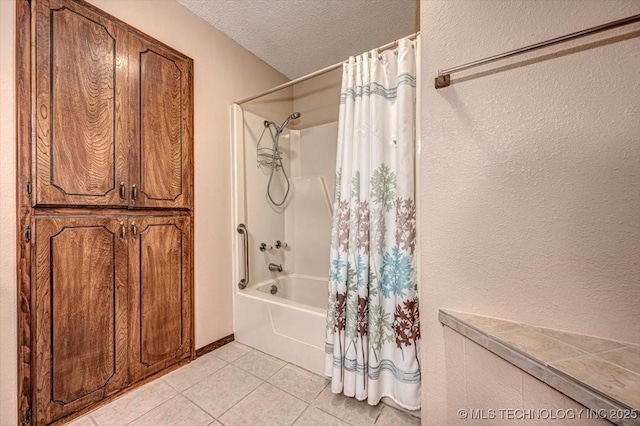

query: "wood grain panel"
left=16, top=0, right=33, bottom=422
left=34, top=0, right=127, bottom=207
left=128, top=216, right=191, bottom=382
left=34, top=217, right=127, bottom=425
left=22, top=1, right=195, bottom=423
left=51, top=7, right=114, bottom=195
left=51, top=228, right=115, bottom=402
left=140, top=51, right=182, bottom=201
left=140, top=223, right=182, bottom=363
left=128, top=35, right=192, bottom=209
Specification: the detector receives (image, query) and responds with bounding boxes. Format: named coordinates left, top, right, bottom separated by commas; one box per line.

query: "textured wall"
left=0, top=1, right=288, bottom=424
left=420, top=1, right=640, bottom=424
left=0, top=1, right=17, bottom=424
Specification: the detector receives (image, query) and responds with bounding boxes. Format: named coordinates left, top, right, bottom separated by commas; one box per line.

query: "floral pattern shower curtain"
left=325, top=38, right=420, bottom=410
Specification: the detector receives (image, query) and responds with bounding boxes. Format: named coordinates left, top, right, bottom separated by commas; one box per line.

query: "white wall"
left=243, top=110, right=291, bottom=283
left=287, top=123, right=338, bottom=277
left=242, top=111, right=337, bottom=282
left=0, top=1, right=17, bottom=424
left=293, top=122, right=338, bottom=200
left=0, top=1, right=289, bottom=424
left=420, top=1, right=640, bottom=424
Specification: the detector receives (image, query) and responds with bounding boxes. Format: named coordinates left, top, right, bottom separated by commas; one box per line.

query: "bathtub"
left=234, top=274, right=328, bottom=375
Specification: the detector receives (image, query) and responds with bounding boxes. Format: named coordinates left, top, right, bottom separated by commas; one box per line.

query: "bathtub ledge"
left=439, top=309, right=640, bottom=426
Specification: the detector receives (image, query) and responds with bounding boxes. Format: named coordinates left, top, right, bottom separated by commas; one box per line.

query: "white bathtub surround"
left=233, top=104, right=338, bottom=378
left=325, top=37, right=420, bottom=410
left=235, top=275, right=328, bottom=375
left=254, top=275, right=328, bottom=310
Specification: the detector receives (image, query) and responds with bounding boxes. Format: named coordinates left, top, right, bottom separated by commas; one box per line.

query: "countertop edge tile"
left=544, top=369, right=635, bottom=426
left=439, top=309, right=639, bottom=426
left=439, top=310, right=488, bottom=348
left=548, top=356, right=640, bottom=412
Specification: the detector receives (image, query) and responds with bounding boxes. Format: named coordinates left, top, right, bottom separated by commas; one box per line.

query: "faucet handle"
left=275, top=240, right=288, bottom=249
left=259, top=243, right=273, bottom=252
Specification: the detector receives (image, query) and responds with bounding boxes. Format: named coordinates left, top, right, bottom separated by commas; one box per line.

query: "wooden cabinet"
left=128, top=216, right=192, bottom=382
left=22, top=0, right=194, bottom=424
left=128, top=36, right=192, bottom=209
left=33, top=215, right=191, bottom=425
left=33, top=216, right=128, bottom=424
left=33, top=0, right=128, bottom=207
left=33, top=0, right=192, bottom=209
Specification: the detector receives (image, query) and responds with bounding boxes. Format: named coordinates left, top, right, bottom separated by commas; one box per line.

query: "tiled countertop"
left=439, top=309, right=640, bottom=426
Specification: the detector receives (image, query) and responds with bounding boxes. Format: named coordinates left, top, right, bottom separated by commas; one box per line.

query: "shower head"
left=264, top=112, right=302, bottom=136
left=278, top=112, right=301, bottom=132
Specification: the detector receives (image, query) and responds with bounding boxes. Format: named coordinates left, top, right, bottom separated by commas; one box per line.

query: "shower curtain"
left=325, top=37, right=419, bottom=410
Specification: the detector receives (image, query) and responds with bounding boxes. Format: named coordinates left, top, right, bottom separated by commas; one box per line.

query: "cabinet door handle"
left=119, top=182, right=126, bottom=201
left=119, top=221, right=126, bottom=241
left=131, top=184, right=138, bottom=203
left=131, top=221, right=137, bottom=239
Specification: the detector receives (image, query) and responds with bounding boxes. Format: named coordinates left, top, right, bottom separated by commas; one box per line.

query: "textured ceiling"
left=176, top=0, right=418, bottom=79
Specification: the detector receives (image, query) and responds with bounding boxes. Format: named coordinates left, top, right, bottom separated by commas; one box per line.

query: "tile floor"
left=67, top=342, right=420, bottom=426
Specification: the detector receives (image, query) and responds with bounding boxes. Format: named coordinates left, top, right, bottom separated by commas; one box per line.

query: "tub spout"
left=268, top=263, right=283, bottom=272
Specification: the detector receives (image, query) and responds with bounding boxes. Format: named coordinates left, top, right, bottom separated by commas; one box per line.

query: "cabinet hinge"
left=26, top=181, right=32, bottom=196
left=24, top=406, right=31, bottom=424
left=25, top=226, right=31, bottom=243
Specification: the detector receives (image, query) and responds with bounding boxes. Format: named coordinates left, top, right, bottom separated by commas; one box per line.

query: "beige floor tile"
left=219, top=382, right=308, bottom=426
left=233, top=350, right=287, bottom=380
left=312, top=386, right=383, bottom=426
left=91, top=380, right=177, bottom=426
left=293, top=406, right=349, bottom=426
left=163, top=352, right=228, bottom=391
left=268, top=364, right=329, bottom=402
left=182, top=364, right=262, bottom=417
left=65, top=414, right=97, bottom=426
left=374, top=406, right=420, bottom=425
left=212, top=342, right=253, bottom=363
left=128, top=394, right=213, bottom=426
left=596, top=347, right=640, bottom=374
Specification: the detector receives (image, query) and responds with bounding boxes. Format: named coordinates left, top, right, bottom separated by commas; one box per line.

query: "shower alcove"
left=231, top=69, right=342, bottom=375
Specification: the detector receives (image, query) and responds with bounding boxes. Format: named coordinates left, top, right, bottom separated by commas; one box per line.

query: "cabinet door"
left=34, top=216, right=128, bottom=425
left=34, top=0, right=128, bottom=207
left=127, top=35, right=193, bottom=209
left=128, top=216, right=192, bottom=382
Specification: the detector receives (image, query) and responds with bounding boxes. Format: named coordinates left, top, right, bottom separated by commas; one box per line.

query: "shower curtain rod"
left=435, top=13, right=640, bottom=89
left=235, top=32, right=420, bottom=105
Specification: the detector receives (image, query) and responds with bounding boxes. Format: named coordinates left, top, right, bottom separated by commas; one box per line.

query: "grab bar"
left=237, top=224, right=249, bottom=289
